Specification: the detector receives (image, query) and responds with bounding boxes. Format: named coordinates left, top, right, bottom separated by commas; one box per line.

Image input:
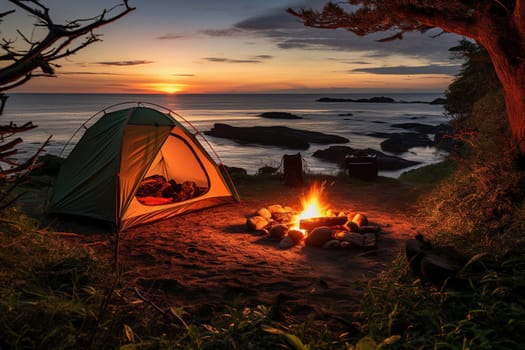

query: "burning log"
left=299, top=216, right=347, bottom=231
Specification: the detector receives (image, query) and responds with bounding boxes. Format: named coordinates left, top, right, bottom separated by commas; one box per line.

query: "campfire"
left=246, top=182, right=379, bottom=249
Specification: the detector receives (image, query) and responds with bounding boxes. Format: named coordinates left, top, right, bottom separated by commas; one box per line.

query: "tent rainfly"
left=49, top=105, right=240, bottom=231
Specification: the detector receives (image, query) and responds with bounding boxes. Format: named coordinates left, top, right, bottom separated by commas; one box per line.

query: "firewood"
left=351, top=213, right=368, bottom=228
left=299, top=216, right=347, bottom=231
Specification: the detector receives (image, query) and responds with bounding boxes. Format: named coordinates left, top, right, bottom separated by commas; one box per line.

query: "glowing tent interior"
left=49, top=104, right=239, bottom=231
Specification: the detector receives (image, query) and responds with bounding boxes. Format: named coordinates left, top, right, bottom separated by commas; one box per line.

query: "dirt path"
left=53, top=176, right=422, bottom=324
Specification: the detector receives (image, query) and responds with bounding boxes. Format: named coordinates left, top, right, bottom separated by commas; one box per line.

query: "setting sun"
left=145, top=83, right=185, bottom=94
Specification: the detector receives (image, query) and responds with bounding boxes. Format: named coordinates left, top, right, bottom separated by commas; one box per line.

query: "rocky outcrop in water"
left=257, top=112, right=302, bottom=119
left=312, top=145, right=420, bottom=170
left=317, top=96, right=395, bottom=103
left=391, top=123, right=451, bottom=134
left=317, top=96, right=446, bottom=105
left=367, top=123, right=454, bottom=153
left=204, top=123, right=349, bottom=150
left=380, top=133, right=434, bottom=154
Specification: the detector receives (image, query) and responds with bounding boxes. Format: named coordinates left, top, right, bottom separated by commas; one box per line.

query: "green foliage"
left=0, top=208, right=119, bottom=349
left=2, top=36, right=525, bottom=349
left=358, top=38, right=525, bottom=349
left=399, top=159, right=457, bottom=186
left=410, top=37, right=525, bottom=255
left=444, top=39, right=501, bottom=119
left=0, top=207, right=356, bottom=349
left=416, top=78, right=525, bottom=256
left=360, top=255, right=525, bottom=349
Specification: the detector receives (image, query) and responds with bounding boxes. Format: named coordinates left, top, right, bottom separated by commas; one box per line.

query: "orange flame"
left=293, top=183, right=329, bottom=232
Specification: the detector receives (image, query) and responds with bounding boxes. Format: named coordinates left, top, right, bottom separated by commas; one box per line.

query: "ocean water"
left=3, top=93, right=449, bottom=177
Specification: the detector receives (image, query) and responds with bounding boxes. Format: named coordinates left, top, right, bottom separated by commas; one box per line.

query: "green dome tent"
left=49, top=104, right=239, bottom=231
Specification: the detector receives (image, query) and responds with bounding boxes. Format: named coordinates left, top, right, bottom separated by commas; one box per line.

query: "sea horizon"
left=6, top=90, right=445, bottom=96
left=4, top=92, right=449, bottom=178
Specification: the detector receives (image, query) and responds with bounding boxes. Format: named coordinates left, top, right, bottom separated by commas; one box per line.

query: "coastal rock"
left=305, top=226, right=333, bottom=247
left=430, top=97, right=446, bottom=105
left=256, top=165, right=279, bottom=175
left=204, top=123, right=349, bottom=149
left=367, top=132, right=396, bottom=138
left=391, top=123, right=449, bottom=134
left=278, top=236, right=295, bottom=249
left=225, top=166, right=247, bottom=175
left=247, top=216, right=269, bottom=231
left=312, top=145, right=420, bottom=171
left=312, top=145, right=356, bottom=163
left=368, top=123, right=452, bottom=153
left=288, top=229, right=305, bottom=244
left=317, top=96, right=446, bottom=104
left=258, top=112, right=302, bottom=119
left=317, top=96, right=395, bottom=103
left=269, top=224, right=289, bottom=239
left=323, top=240, right=341, bottom=249
left=380, top=133, right=434, bottom=154
left=256, top=207, right=272, bottom=219
left=268, top=204, right=286, bottom=214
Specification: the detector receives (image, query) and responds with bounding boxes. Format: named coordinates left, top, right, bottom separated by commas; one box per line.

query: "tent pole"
left=114, top=173, right=122, bottom=277
left=114, top=228, right=120, bottom=278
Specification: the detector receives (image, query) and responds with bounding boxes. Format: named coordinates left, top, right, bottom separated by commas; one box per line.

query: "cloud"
left=200, top=28, right=242, bottom=37
left=202, top=55, right=273, bottom=64
left=351, top=64, right=461, bottom=75
left=202, top=57, right=261, bottom=63
left=342, top=60, right=371, bottom=65
left=254, top=54, right=273, bottom=59
left=59, top=71, right=122, bottom=75
left=156, top=33, right=186, bottom=40
left=96, top=60, right=155, bottom=66
left=231, top=1, right=463, bottom=63
left=172, top=73, right=195, bottom=77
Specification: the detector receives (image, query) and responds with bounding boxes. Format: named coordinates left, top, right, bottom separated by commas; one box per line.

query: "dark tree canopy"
left=288, top=1, right=525, bottom=159
left=445, top=40, right=501, bottom=118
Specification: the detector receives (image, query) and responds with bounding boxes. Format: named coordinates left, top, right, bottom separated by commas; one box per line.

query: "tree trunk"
left=480, top=21, right=525, bottom=160
left=504, top=72, right=525, bottom=157
left=489, top=59, right=525, bottom=158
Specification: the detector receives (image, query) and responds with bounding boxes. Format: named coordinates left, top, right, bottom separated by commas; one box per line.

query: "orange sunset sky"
left=1, top=0, right=463, bottom=94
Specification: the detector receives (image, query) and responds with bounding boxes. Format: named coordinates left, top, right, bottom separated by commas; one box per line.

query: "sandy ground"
left=49, top=176, right=422, bottom=325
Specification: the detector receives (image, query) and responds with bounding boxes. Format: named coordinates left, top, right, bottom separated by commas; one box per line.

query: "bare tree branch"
left=0, top=0, right=135, bottom=92
left=0, top=9, right=15, bottom=19
left=0, top=2, right=133, bottom=210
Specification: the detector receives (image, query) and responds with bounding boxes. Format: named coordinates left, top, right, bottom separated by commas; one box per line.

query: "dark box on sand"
left=344, top=154, right=378, bottom=180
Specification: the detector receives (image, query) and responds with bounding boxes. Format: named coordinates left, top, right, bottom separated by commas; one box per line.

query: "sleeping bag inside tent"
left=49, top=106, right=239, bottom=231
